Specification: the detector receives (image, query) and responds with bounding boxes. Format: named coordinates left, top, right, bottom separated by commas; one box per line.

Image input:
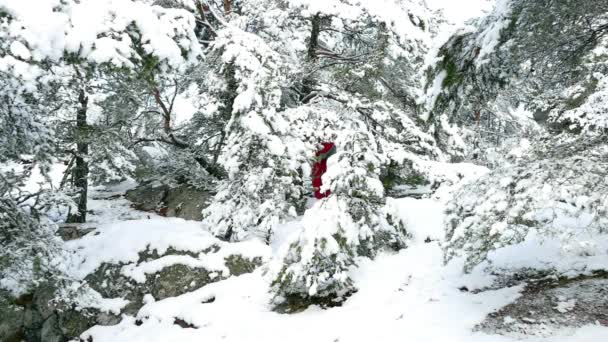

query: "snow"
left=172, top=85, right=200, bottom=126
left=64, top=217, right=271, bottom=281
left=422, top=70, right=447, bottom=118
left=75, top=191, right=608, bottom=341
left=0, top=161, right=67, bottom=193
left=9, top=41, right=31, bottom=60
left=554, top=298, right=576, bottom=314
left=65, top=283, right=130, bottom=315
left=507, top=138, right=531, bottom=159
left=83, top=244, right=525, bottom=342
left=3, top=0, right=607, bottom=339
left=1, top=0, right=201, bottom=68
left=475, top=15, right=510, bottom=67
left=395, top=197, right=445, bottom=243
left=478, top=231, right=608, bottom=277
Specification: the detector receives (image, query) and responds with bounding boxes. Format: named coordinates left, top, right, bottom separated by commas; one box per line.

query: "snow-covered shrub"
left=549, top=71, right=608, bottom=134
left=0, top=197, right=64, bottom=296
left=444, top=135, right=608, bottom=272
left=270, top=130, right=408, bottom=308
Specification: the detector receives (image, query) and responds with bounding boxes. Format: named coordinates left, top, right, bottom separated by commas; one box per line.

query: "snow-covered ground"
left=66, top=187, right=608, bottom=342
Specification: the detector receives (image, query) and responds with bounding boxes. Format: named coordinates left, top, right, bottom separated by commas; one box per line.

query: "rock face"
left=0, top=286, right=96, bottom=342
left=125, top=183, right=213, bottom=220
left=477, top=273, right=608, bottom=337
left=84, top=247, right=263, bottom=317
left=0, top=290, right=25, bottom=342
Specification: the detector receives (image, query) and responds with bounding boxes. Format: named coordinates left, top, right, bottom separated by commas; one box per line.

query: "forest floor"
left=68, top=183, right=608, bottom=342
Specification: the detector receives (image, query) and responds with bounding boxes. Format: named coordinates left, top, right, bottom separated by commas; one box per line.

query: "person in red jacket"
left=312, top=142, right=336, bottom=199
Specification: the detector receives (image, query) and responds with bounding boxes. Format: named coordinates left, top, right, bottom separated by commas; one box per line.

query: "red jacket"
left=312, top=142, right=336, bottom=199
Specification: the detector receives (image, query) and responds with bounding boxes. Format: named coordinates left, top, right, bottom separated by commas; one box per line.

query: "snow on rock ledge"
left=64, top=218, right=271, bottom=317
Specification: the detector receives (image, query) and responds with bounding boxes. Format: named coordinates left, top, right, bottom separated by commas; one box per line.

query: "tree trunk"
left=66, top=89, right=89, bottom=223
left=223, top=0, right=231, bottom=16
left=307, top=14, right=321, bottom=61
left=152, top=86, right=172, bottom=134
left=301, top=14, right=321, bottom=103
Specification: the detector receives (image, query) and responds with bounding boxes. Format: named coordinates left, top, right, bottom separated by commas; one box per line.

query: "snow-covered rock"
left=478, top=275, right=608, bottom=337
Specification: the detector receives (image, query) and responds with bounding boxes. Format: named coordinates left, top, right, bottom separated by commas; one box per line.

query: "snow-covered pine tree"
left=269, top=87, right=445, bottom=309
left=444, top=134, right=608, bottom=273
left=0, top=1, right=68, bottom=296
left=424, top=0, right=608, bottom=162
left=0, top=0, right=201, bottom=295
left=201, top=26, right=308, bottom=242
left=442, top=0, right=608, bottom=274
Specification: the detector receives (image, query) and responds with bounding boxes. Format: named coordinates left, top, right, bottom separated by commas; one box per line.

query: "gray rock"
left=164, top=186, right=213, bottom=220
left=125, top=183, right=212, bottom=220
left=57, top=309, right=97, bottom=339
left=22, top=306, right=43, bottom=331
left=56, top=224, right=96, bottom=241
left=40, top=314, right=63, bottom=342
left=477, top=273, right=608, bottom=337
left=0, top=291, right=25, bottom=342
left=33, top=284, right=57, bottom=320
left=85, top=246, right=262, bottom=317
left=125, top=184, right=168, bottom=212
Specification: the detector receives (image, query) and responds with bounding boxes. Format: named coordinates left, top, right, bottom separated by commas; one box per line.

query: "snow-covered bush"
left=270, top=129, right=408, bottom=308
left=0, top=197, right=64, bottom=296
left=444, top=135, right=608, bottom=272
left=544, top=27, right=608, bottom=134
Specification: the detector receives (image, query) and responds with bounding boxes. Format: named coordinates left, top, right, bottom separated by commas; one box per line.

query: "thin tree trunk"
left=223, top=0, right=231, bottom=16
left=301, top=14, right=321, bottom=103
left=67, top=89, right=89, bottom=223
left=152, top=86, right=172, bottom=134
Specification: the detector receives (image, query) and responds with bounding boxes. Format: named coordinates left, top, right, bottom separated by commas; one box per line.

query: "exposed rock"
left=477, top=273, right=608, bottom=337
left=56, top=224, right=96, bottom=241
left=83, top=246, right=263, bottom=317
left=173, top=317, right=198, bottom=329
left=56, top=309, right=98, bottom=338
left=124, top=184, right=167, bottom=212
left=0, top=246, right=263, bottom=341
left=40, top=314, right=62, bottom=342
left=225, top=255, right=263, bottom=276
left=0, top=290, right=25, bottom=342
left=273, top=290, right=357, bottom=314
left=0, top=284, right=101, bottom=342
left=125, top=183, right=213, bottom=220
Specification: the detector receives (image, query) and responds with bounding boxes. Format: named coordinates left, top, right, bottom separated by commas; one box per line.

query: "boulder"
left=125, top=183, right=213, bottom=220
left=0, top=245, right=264, bottom=341
left=83, top=246, right=263, bottom=316
left=0, top=290, right=25, bottom=342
